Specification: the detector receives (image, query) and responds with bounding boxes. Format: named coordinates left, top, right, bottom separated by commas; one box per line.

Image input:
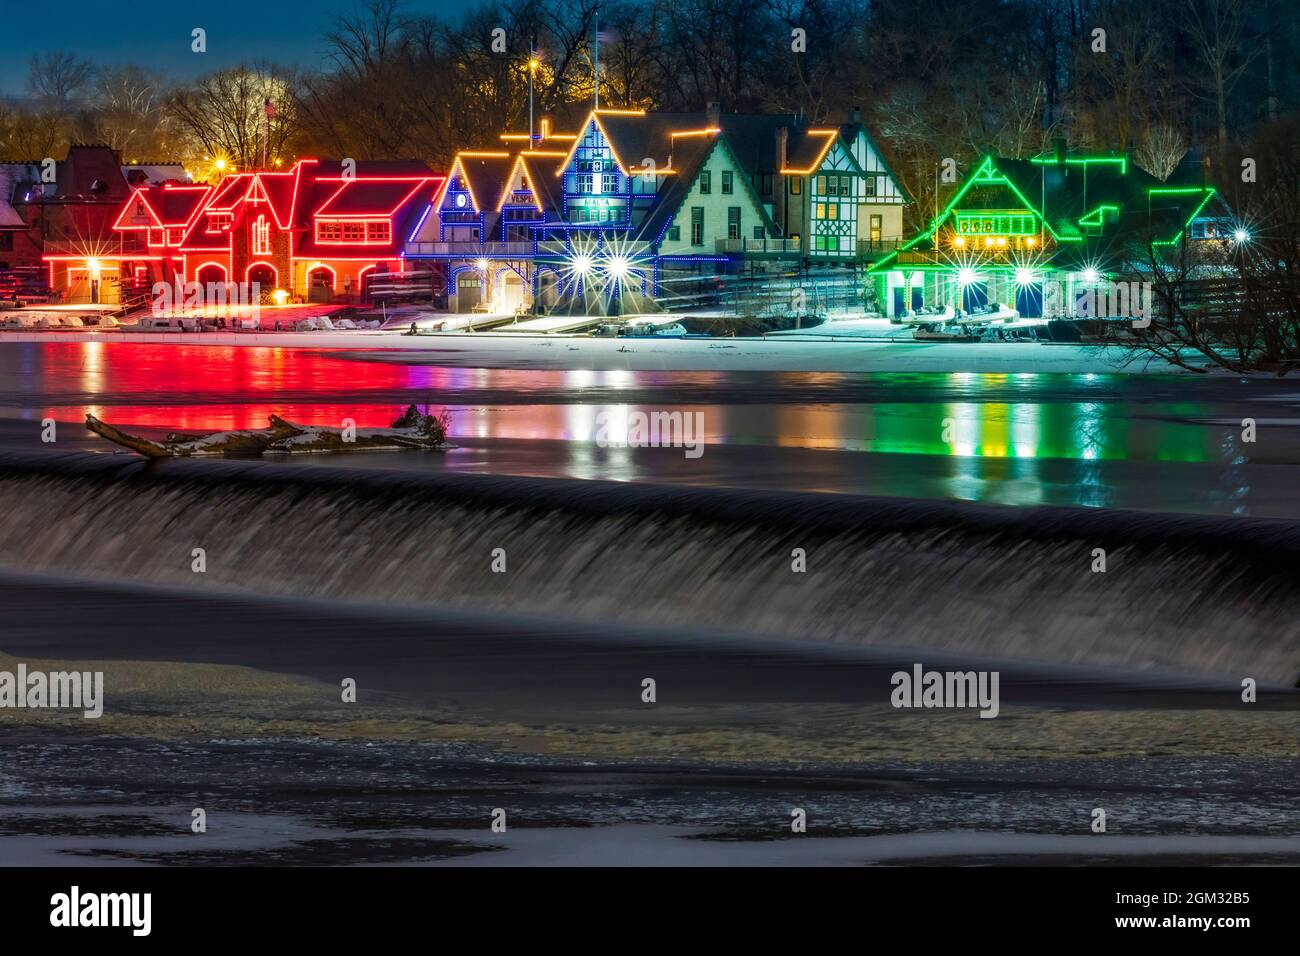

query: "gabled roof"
left=112, top=183, right=212, bottom=231
left=871, top=151, right=1221, bottom=272
left=497, top=151, right=568, bottom=212
left=442, top=152, right=515, bottom=213
left=633, top=132, right=780, bottom=246
left=840, top=122, right=912, bottom=202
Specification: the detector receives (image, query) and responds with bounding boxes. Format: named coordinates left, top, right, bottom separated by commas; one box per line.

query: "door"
left=1015, top=282, right=1043, bottom=318
left=962, top=281, right=988, bottom=313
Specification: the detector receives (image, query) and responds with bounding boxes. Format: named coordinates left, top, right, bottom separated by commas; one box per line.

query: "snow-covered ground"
left=0, top=325, right=1202, bottom=373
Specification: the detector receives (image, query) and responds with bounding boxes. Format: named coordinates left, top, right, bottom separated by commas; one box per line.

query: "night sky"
left=0, top=0, right=480, bottom=95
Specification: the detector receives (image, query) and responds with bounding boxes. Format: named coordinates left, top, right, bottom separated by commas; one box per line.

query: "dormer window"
left=206, top=212, right=232, bottom=233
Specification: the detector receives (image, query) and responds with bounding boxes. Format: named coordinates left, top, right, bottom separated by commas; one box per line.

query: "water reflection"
left=0, top=341, right=1291, bottom=513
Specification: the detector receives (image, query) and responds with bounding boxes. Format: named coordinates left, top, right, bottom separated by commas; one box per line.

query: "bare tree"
left=1182, top=0, right=1260, bottom=147
left=27, top=51, right=95, bottom=103
left=168, top=66, right=299, bottom=171
left=1133, top=122, right=1189, bottom=180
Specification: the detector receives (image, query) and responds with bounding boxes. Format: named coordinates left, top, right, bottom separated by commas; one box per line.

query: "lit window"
left=251, top=215, right=271, bottom=255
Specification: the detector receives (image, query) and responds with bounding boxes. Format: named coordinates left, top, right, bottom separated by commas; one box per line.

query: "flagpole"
left=593, top=16, right=599, bottom=110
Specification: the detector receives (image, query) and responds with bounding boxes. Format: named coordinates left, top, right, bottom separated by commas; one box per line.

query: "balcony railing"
left=405, top=241, right=535, bottom=257
left=714, top=238, right=800, bottom=255
left=42, top=236, right=146, bottom=257
left=857, top=238, right=903, bottom=256
left=535, top=239, right=653, bottom=257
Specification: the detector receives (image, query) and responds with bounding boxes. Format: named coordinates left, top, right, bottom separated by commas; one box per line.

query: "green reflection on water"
left=865, top=401, right=1213, bottom=463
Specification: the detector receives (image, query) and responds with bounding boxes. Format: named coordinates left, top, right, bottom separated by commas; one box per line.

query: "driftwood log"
left=86, top=410, right=445, bottom=457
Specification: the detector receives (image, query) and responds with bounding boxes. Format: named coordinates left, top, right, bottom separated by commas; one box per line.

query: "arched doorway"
left=194, top=262, right=227, bottom=287
left=306, top=265, right=335, bottom=303
left=246, top=263, right=277, bottom=302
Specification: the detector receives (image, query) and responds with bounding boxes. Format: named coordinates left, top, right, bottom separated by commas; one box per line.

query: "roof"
left=839, top=121, right=913, bottom=203
left=54, top=145, right=130, bottom=200
left=445, top=153, right=516, bottom=213
left=113, top=183, right=213, bottom=230
left=496, top=152, right=568, bottom=212
left=0, top=163, right=39, bottom=228
left=293, top=171, right=443, bottom=260
left=874, top=151, right=1222, bottom=271
left=122, top=163, right=190, bottom=187
left=316, top=178, right=433, bottom=217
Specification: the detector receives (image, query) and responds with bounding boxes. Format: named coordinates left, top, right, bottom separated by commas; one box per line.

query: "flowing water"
left=1, top=341, right=1297, bottom=864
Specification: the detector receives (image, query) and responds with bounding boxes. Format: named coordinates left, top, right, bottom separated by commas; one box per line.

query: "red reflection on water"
left=43, top=404, right=412, bottom=432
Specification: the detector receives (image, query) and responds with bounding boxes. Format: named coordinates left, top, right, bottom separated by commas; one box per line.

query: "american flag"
left=263, top=99, right=277, bottom=118
left=596, top=21, right=618, bottom=45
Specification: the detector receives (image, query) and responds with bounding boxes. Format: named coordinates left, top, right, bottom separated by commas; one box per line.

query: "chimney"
left=705, top=101, right=721, bottom=127
left=775, top=126, right=789, bottom=171
left=849, top=105, right=862, bottom=124
left=1053, top=137, right=1066, bottom=163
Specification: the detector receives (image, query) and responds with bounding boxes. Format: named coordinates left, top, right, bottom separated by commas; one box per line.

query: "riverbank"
left=0, top=328, right=1204, bottom=374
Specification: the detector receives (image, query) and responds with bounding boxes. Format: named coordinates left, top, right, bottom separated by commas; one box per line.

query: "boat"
left=912, top=322, right=979, bottom=342
left=765, top=315, right=891, bottom=339
left=898, top=305, right=957, bottom=325
left=963, top=302, right=1020, bottom=322
left=620, top=319, right=691, bottom=338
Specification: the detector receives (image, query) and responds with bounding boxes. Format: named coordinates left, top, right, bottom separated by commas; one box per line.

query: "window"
left=668, top=225, right=680, bottom=242
left=790, top=177, right=801, bottom=195
left=815, top=175, right=826, bottom=195
left=251, top=215, right=271, bottom=255
left=148, top=228, right=164, bottom=245
left=602, top=173, right=619, bottom=193
left=341, top=222, right=366, bottom=242
left=699, top=171, right=711, bottom=195
left=317, top=221, right=342, bottom=241
left=870, top=214, right=882, bottom=243
left=727, top=207, right=740, bottom=240
left=166, top=228, right=185, bottom=245
left=721, top=171, right=733, bottom=194
left=761, top=174, right=773, bottom=196
left=206, top=212, right=232, bottom=233
left=135, top=201, right=145, bottom=217
left=752, top=226, right=764, bottom=240
left=366, top=221, right=391, bottom=242
left=864, top=176, right=877, bottom=197
left=690, top=207, right=703, bottom=246
left=577, top=174, right=592, bottom=193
